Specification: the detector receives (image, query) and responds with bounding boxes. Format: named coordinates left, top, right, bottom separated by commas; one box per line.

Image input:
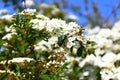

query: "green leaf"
left=40, top=74, right=51, bottom=80
left=0, top=56, right=6, bottom=62
left=70, top=46, right=74, bottom=53
left=0, top=39, right=3, bottom=47
left=77, top=44, right=85, bottom=57
left=87, top=41, right=96, bottom=46
left=15, top=15, right=20, bottom=26
left=41, top=69, right=48, bottom=74
left=0, top=73, right=9, bottom=80
left=60, top=62, right=70, bottom=69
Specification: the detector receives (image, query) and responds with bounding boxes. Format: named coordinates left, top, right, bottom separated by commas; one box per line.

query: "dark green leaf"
left=0, top=73, right=9, bottom=80
left=40, top=74, right=51, bottom=80
left=0, top=39, right=3, bottom=47
left=77, top=44, right=85, bottom=57
left=41, top=69, right=48, bottom=74
left=70, top=46, right=73, bottom=53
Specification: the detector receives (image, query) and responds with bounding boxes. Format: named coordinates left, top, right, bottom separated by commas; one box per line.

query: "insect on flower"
left=75, top=25, right=85, bottom=36
left=57, top=34, right=67, bottom=46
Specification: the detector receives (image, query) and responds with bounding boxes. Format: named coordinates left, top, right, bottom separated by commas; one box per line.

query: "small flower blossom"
left=34, top=40, right=52, bottom=51
left=0, top=9, right=8, bottom=15
left=52, top=8, right=61, bottom=15
left=0, top=15, right=13, bottom=21
left=9, top=57, right=34, bottom=63
left=65, top=13, right=78, bottom=21
left=22, top=0, right=35, bottom=7
left=30, top=19, right=46, bottom=30
left=2, top=32, right=17, bottom=40
left=36, top=14, right=49, bottom=20
left=20, top=9, right=36, bottom=15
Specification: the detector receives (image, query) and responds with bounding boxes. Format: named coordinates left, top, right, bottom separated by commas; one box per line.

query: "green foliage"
left=0, top=73, right=9, bottom=80
left=1, top=0, right=119, bottom=79
left=0, top=8, right=97, bottom=79
left=0, top=12, right=70, bottom=79
left=67, top=60, right=81, bottom=80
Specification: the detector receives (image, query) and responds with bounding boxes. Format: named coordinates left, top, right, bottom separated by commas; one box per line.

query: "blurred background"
left=0, top=0, right=120, bottom=28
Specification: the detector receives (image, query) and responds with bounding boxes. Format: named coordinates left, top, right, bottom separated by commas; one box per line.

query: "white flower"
left=100, top=67, right=120, bottom=80
left=34, top=36, right=58, bottom=52
left=66, top=36, right=76, bottom=48
left=112, top=44, right=120, bottom=52
left=0, top=70, right=6, bottom=73
left=0, top=15, right=13, bottom=21
left=0, top=58, right=34, bottom=65
left=20, top=9, right=36, bottom=15
left=36, top=14, right=49, bottom=20
left=95, top=48, right=105, bottom=56
left=97, top=28, right=112, bottom=38
left=54, top=47, right=65, bottom=54
left=22, top=0, right=35, bottom=7
left=9, top=57, right=34, bottom=63
left=52, top=8, right=61, bottom=15
left=64, top=22, right=80, bottom=34
left=66, top=41, right=75, bottom=49
left=102, top=52, right=116, bottom=63
left=0, top=70, right=15, bottom=75
left=2, top=32, right=17, bottom=40
left=116, top=54, right=120, bottom=61
left=112, top=20, right=120, bottom=32
left=65, top=13, right=78, bottom=21
left=0, top=9, right=8, bottom=15
left=100, top=69, right=114, bottom=80
left=68, top=36, right=76, bottom=42
left=71, top=47, right=78, bottom=54
left=38, top=3, right=49, bottom=9
left=79, top=54, right=96, bottom=67
left=46, top=19, right=65, bottom=33
left=87, top=26, right=100, bottom=35
left=82, top=22, right=120, bottom=79
left=34, top=40, right=52, bottom=51
left=94, top=52, right=116, bottom=68
left=83, top=71, right=89, bottom=76
left=111, top=31, right=120, bottom=41
left=5, top=25, right=16, bottom=32
left=30, top=19, right=46, bottom=30
left=94, top=37, right=113, bottom=49
left=112, top=67, right=120, bottom=79
left=48, top=36, right=58, bottom=45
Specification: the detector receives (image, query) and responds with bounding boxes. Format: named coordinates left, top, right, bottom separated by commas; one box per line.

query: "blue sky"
left=69, top=0, right=120, bottom=24
left=0, top=0, right=120, bottom=25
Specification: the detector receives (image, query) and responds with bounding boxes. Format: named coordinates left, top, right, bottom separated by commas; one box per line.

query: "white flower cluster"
left=22, top=0, right=35, bottom=7
left=2, top=9, right=120, bottom=80
left=65, top=13, right=78, bottom=22
left=79, top=21, right=120, bottom=80
left=0, top=14, right=13, bottom=21
left=30, top=15, right=83, bottom=52
left=38, top=3, right=62, bottom=15
left=0, top=58, right=34, bottom=64
left=1, top=9, right=84, bottom=72
left=0, top=9, right=8, bottom=15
